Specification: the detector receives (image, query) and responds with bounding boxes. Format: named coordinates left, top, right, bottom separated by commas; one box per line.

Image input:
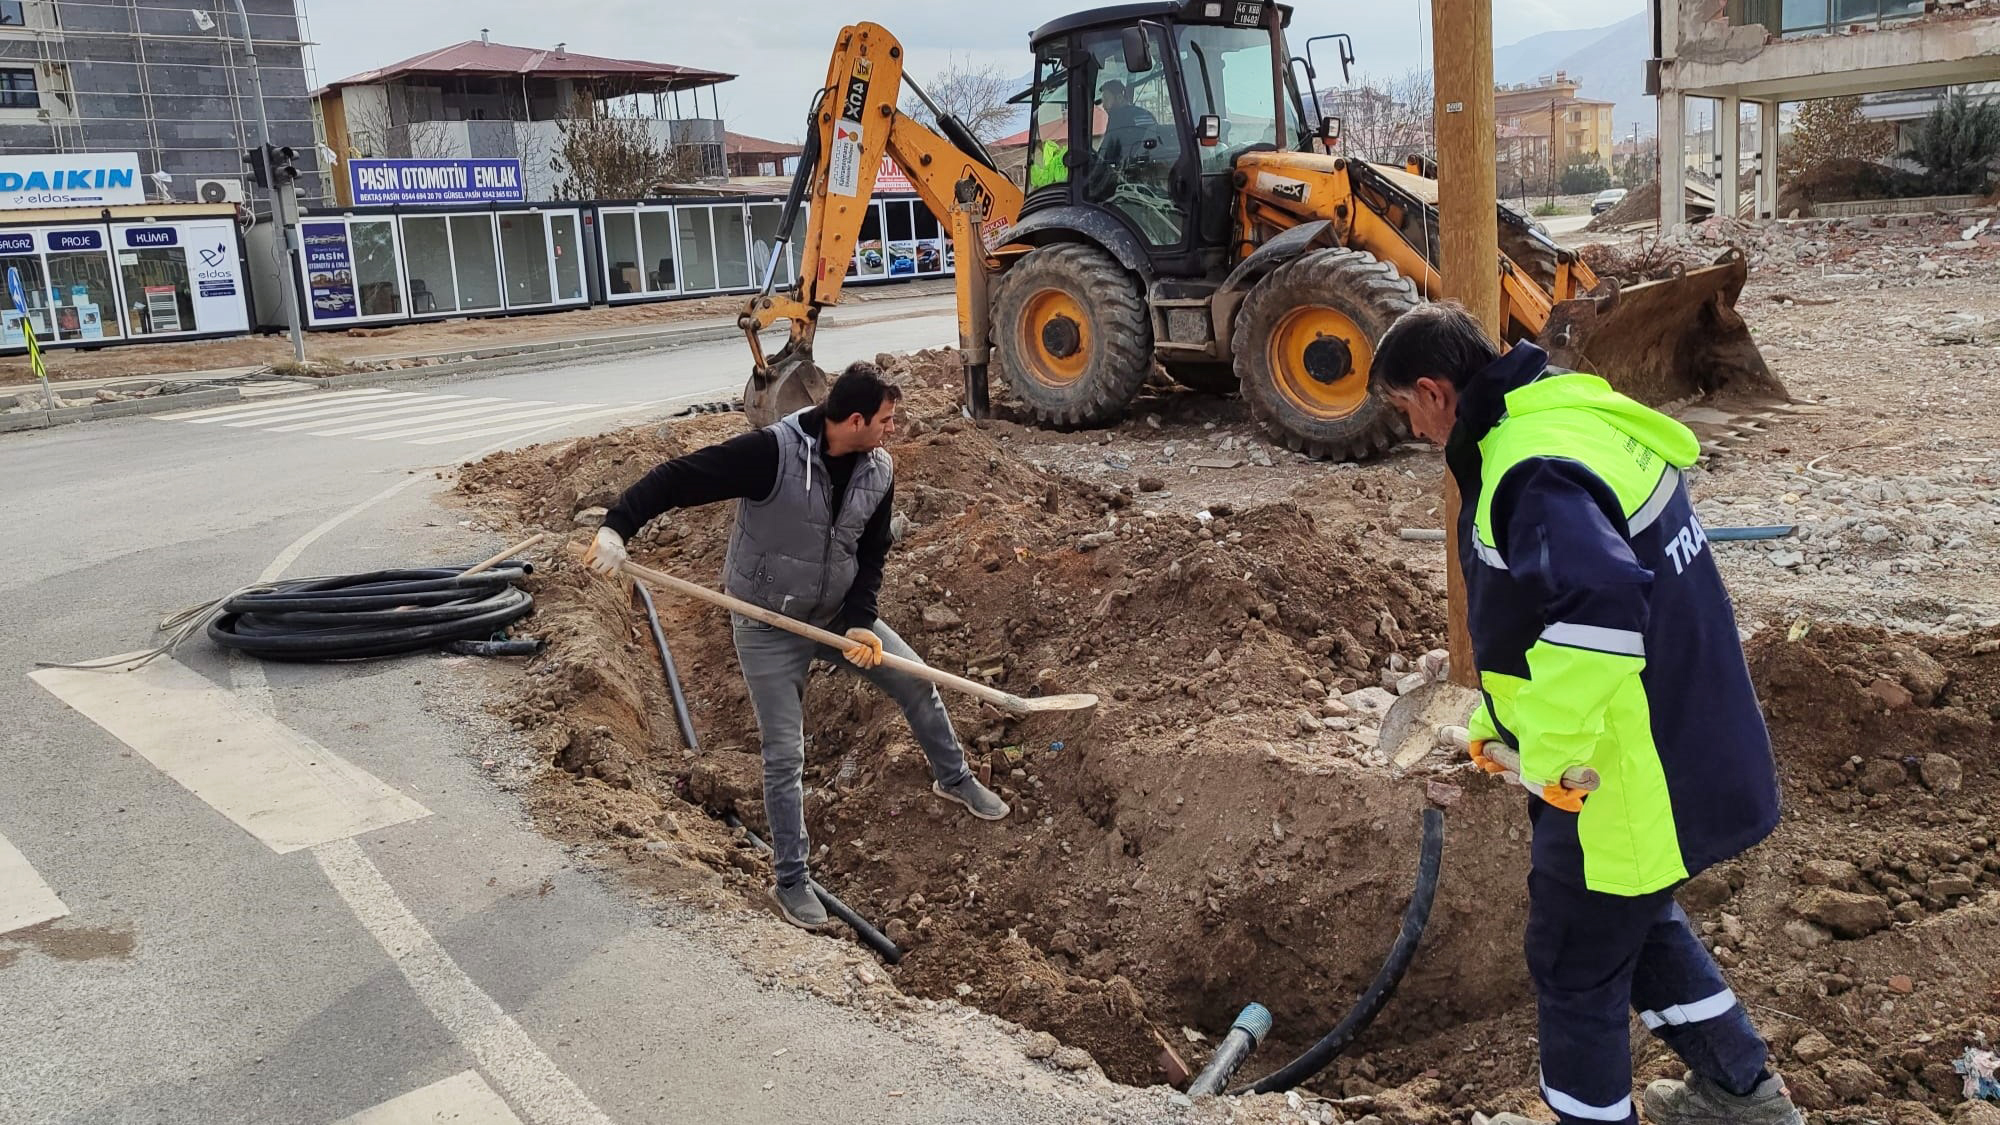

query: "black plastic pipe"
left=631, top=583, right=903, bottom=966
left=208, top=566, right=533, bottom=661
left=633, top=583, right=700, bottom=754
left=1188, top=1002, right=1273, bottom=1095
left=1239, top=807, right=1446, bottom=1094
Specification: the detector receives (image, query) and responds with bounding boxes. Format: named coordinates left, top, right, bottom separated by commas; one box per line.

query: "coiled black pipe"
left=631, top=581, right=904, bottom=966
left=1239, top=807, right=1446, bottom=1094
left=208, top=566, right=533, bottom=661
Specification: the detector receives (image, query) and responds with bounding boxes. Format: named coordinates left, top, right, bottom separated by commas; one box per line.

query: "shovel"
left=587, top=551, right=1098, bottom=716
left=1376, top=680, right=1599, bottom=790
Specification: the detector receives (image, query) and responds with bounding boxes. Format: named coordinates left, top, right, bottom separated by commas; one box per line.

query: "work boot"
left=933, top=774, right=1010, bottom=820
left=769, top=881, right=828, bottom=929
left=1643, top=1071, right=1802, bottom=1125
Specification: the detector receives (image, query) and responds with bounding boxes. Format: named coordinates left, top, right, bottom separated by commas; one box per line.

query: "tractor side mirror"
left=1197, top=114, right=1223, bottom=147
left=1318, top=115, right=1342, bottom=146
left=1120, top=27, right=1154, bottom=74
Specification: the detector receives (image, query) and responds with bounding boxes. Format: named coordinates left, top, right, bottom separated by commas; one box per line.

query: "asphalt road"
left=0, top=294, right=1162, bottom=1125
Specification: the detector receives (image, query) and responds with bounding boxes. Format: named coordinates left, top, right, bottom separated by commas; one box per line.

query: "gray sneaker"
left=769, top=881, right=828, bottom=929
left=933, top=774, right=1010, bottom=820
left=1643, top=1071, right=1802, bottom=1125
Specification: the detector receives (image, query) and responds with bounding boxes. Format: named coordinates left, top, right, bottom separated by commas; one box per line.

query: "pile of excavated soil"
left=454, top=352, right=2000, bottom=1119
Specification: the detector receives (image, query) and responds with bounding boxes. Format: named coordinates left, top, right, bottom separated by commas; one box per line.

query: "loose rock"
left=1052, top=1045, right=1095, bottom=1072
left=1793, top=887, right=1893, bottom=938
left=1918, top=753, right=1962, bottom=794
left=1024, top=1032, right=1059, bottom=1060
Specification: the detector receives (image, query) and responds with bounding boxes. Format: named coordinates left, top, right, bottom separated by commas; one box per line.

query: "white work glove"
left=583, top=526, right=628, bottom=577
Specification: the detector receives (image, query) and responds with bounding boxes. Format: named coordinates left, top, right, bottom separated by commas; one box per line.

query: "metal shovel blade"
left=1006, top=692, right=1099, bottom=713
left=1540, top=250, right=1788, bottom=408
left=1379, top=680, right=1482, bottom=770
left=743, top=345, right=828, bottom=429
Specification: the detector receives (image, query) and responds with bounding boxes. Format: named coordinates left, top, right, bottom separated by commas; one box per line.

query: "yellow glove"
left=1468, top=739, right=1508, bottom=776
left=841, top=627, right=884, bottom=669
left=1538, top=783, right=1588, bottom=814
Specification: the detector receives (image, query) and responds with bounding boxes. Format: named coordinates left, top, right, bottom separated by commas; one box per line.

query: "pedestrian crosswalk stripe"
left=0, top=830, right=69, bottom=936
left=161, top=387, right=399, bottom=423
left=355, top=401, right=608, bottom=442
left=405, top=402, right=646, bottom=445
left=302, top=397, right=533, bottom=437
left=155, top=389, right=640, bottom=446
left=332, top=1070, right=526, bottom=1125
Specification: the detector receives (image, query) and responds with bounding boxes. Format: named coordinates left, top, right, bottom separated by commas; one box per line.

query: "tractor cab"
left=1022, top=1, right=1309, bottom=277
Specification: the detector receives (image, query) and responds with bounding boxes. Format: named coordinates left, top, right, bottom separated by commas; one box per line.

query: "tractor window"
left=1025, top=41, right=1071, bottom=192
left=1078, top=24, right=1186, bottom=246
left=1177, top=24, right=1289, bottom=174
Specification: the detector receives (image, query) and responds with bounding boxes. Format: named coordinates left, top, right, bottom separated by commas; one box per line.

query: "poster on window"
left=302, top=222, right=357, bottom=320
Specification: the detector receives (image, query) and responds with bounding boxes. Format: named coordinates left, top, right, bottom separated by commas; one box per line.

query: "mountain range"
left=1494, top=10, right=1655, bottom=140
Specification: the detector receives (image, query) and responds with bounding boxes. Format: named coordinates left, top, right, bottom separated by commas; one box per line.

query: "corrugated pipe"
left=631, top=582, right=903, bottom=965
left=1237, top=807, right=1445, bottom=1094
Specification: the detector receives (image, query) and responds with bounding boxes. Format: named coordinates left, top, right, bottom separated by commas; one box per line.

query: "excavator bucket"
left=742, top=342, right=828, bottom=430
left=1538, top=248, right=1788, bottom=407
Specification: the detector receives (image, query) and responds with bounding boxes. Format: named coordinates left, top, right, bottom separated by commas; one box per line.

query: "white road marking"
left=163, top=388, right=408, bottom=423
left=272, top=396, right=512, bottom=434
left=29, top=655, right=430, bottom=854
left=332, top=1069, right=526, bottom=1125
left=0, top=831, right=69, bottom=936
left=357, top=402, right=607, bottom=442
left=309, top=398, right=553, bottom=438
left=219, top=394, right=462, bottom=429
left=316, top=840, right=612, bottom=1125
left=406, top=404, right=652, bottom=446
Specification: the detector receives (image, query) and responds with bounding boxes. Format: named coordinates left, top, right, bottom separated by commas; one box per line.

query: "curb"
left=311, top=323, right=745, bottom=390
left=0, top=385, right=243, bottom=434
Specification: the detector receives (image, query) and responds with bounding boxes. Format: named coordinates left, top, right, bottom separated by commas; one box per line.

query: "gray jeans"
left=731, top=615, right=971, bottom=888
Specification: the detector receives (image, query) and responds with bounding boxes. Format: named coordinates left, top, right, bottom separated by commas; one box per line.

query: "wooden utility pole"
left=1430, top=0, right=1498, bottom=690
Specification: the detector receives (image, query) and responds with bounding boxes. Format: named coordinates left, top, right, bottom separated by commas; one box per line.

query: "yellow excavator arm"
left=740, top=22, right=1025, bottom=426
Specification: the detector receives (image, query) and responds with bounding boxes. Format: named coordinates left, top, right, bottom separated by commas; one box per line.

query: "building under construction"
left=0, top=0, right=323, bottom=205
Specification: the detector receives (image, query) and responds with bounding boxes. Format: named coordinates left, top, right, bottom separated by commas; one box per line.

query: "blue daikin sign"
left=0, top=153, right=145, bottom=209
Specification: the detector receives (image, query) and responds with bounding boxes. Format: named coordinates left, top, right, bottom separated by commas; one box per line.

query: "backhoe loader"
left=740, top=2, right=1783, bottom=461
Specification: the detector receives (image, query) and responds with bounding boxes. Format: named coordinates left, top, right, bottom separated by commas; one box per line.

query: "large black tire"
left=1162, top=360, right=1239, bottom=395
left=1232, top=248, right=1418, bottom=462
left=994, top=243, right=1152, bottom=428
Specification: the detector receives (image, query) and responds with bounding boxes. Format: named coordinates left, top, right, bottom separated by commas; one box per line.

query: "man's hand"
left=1468, top=740, right=1509, bottom=775
left=583, top=526, right=627, bottom=577
left=1538, top=783, right=1587, bottom=814
left=841, top=627, right=885, bottom=669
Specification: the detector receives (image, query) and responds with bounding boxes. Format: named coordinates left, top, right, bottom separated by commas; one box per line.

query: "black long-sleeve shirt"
left=603, top=409, right=894, bottom=632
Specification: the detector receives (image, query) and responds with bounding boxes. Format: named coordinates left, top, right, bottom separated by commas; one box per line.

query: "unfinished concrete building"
left=1648, top=0, right=2000, bottom=225
left=0, top=0, right=322, bottom=205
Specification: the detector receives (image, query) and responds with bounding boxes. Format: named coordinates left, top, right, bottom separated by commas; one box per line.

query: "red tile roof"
left=725, top=131, right=801, bottom=156
left=325, top=40, right=733, bottom=93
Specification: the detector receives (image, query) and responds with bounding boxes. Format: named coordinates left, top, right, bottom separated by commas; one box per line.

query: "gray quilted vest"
left=723, top=408, right=894, bottom=627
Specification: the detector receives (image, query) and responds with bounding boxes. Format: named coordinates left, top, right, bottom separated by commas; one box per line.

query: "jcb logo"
left=842, top=59, right=873, bottom=123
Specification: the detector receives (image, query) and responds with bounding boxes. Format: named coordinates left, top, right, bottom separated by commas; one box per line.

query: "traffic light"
left=242, top=144, right=300, bottom=190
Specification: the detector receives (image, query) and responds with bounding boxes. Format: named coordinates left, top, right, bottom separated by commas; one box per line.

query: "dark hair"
left=824, top=361, right=904, bottom=424
left=1368, top=301, right=1500, bottom=394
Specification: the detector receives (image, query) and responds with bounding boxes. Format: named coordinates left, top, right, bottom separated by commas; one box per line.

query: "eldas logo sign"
left=0, top=153, right=146, bottom=209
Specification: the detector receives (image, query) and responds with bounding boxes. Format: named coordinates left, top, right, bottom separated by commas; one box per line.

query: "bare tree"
left=341, top=100, right=457, bottom=161
left=547, top=97, right=702, bottom=200
left=900, top=58, right=1021, bottom=145
left=1320, top=69, right=1433, bottom=164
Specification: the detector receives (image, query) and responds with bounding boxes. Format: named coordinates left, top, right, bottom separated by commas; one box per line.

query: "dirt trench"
left=454, top=350, right=2000, bottom=1118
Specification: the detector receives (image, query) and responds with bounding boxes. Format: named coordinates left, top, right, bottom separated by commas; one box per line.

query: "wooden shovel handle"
left=1481, top=743, right=1602, bottom=792
left=584, top=549, right=1033, bottom=713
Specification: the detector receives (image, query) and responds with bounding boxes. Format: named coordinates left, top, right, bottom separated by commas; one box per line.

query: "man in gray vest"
left=585, top=362, right=1009, bottom=928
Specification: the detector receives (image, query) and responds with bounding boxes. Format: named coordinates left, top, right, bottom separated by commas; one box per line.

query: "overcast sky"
left=308, top=0, right=1643, bottom=143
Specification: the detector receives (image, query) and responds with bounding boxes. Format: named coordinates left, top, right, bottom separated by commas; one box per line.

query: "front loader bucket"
left=742, top=343, right=828, bottom=429
left=1539, top=249, right=1787, bottom=407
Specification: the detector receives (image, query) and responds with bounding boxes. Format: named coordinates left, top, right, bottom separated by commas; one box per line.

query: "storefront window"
left=119, top=247, right=193, bottom=336
left=0, top=248, right=48, bottom=343
left=350, top=219, right=404, bottom=317
left=450, top=215, right=501, bottom=310
left=913, top=203, right=945, bottom=275
left=850, top=202, right=887, bottom=280
left=498, top=211, right=551, bottom=307
left=712, top=205, right=751, bottom=290
left=401, top=216, right=457, bottom=314
left=676, top=206, right=718, bottom=292
left=603, top=211, right=642, bottom=295
left=884, top=200, right=919, bottom=277
left=638, top=210, right=677, bottom=293
left=550, top=213, right=583, bottom=303
left=46, top=249, right=120, bottom=340
left=748, top=203, right=792, bottom=288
